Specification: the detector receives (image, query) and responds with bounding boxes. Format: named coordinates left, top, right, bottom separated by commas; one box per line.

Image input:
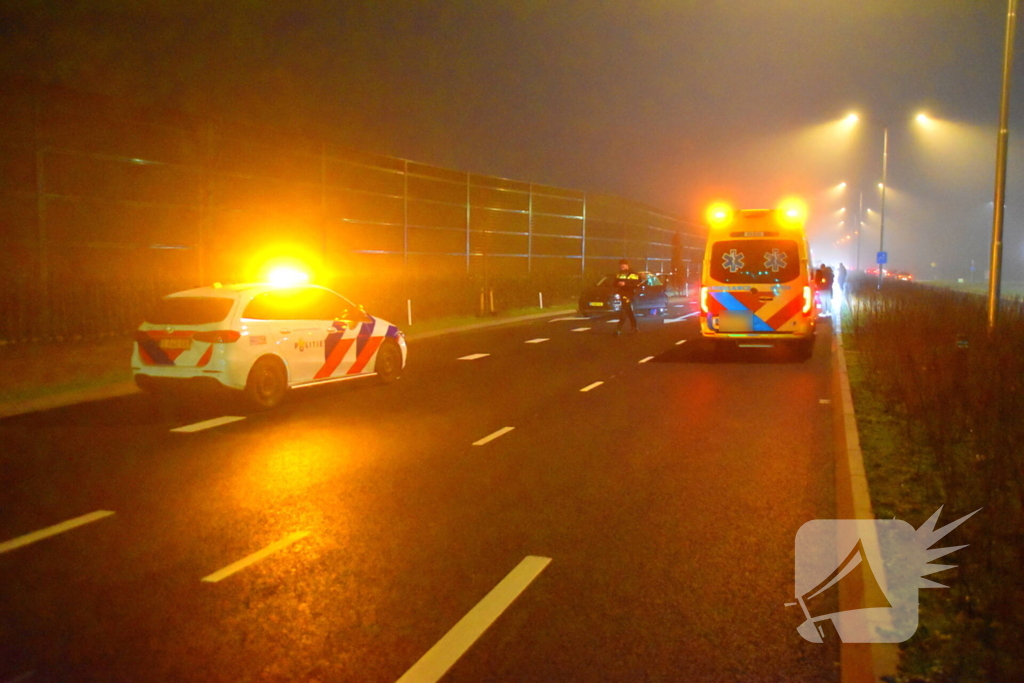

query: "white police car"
left=132, top=282, right=407, bottom=408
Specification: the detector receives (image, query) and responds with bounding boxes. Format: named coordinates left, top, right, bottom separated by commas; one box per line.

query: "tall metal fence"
left=0, top=83, right=705, bottom=341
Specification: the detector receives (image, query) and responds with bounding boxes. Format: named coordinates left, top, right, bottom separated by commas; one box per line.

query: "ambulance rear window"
left=144, top=297, right=234, bottom=325
left=710, top=239, right=801, bottom=284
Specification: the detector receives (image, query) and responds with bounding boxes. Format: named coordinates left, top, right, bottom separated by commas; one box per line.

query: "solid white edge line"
left=0, top=510, right=115, bottom=555
left=457, top=353, right=490, bottom=361
left=472, top=426, right=514, bottom=446
left=570, top=327, right=591, bottom=332
left=638, top=356, right=654, bottom=363
left=395, top=555, right=552, bottom=683
left=201, top=531, right=310, bottom=583
left=579, top=381, right=604, bottom=392
left=171, top=416, right=246, bottom=433
left=524, top=338, right=549, bottom=344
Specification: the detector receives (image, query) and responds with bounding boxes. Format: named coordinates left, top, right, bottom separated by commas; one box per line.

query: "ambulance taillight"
left=802, top=286, right=813, bottom=314
left=700, top=286, right=709, bottom=314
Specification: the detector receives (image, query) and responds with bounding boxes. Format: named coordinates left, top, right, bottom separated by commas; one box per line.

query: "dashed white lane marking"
left=819, top=399, right=832, bottom=404
left=548, top=316, right=588, bottom=322
left=473, top=426, right=515, bottom=446
left=570, top=327, right=591, bottom=332
left=395, top=555, right=552, bottom=683
left=458, top=353, right=490, bottom=361
left=664, top=312, right=700, bottom=323
left=171, top=416, right=246, bottom=433
left=201, top=531, right=310, bottom=583
left=580, top=381, right=604, bottom=392
left=639, top=356, right=654, bottom=363
left=675, top=339, right=689, bottom=346
left=524, top=338, right=549, bottom=344
left=0, top=511, right=115, bottom=555
left=605, top=319, right=619, bottom=323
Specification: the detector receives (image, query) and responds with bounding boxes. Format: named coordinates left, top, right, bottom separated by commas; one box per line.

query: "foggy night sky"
left=2, top=0, right=1023, bottom=278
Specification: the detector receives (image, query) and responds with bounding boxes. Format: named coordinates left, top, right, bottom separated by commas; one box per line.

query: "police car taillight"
left=193, top=330, right=241, bottom=343
left=802, top=286, right=813, bottom=314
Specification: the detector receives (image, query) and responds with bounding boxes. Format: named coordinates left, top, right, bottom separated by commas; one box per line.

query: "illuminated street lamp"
left=848, top=112, right=934, bottom=286
left=879, top=126, right=888, bottom=287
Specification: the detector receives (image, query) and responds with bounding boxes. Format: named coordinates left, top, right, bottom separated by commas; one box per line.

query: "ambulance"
left=699, top=202, right=816, bottom=358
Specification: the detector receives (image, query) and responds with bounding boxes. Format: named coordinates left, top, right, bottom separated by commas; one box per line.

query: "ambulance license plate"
left=159, top=338, right=192, bottom=350
left=719, top=311, right=754, bottom=332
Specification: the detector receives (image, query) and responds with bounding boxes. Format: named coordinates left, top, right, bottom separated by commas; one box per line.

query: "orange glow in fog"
left=706, top=202, right=735, bottom=229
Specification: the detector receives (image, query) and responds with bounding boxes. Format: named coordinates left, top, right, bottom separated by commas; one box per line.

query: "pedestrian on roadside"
left=837, top=262, right=848, bottom=297
left=614, top=259, right=641, bottom=335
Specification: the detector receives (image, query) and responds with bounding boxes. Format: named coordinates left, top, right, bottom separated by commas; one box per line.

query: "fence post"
left=35, top=145, right=48, bottom=337
left=528, top=182, right=533, bottom=274
left=321, top=140, right=328, bottom=263
left=199, top=121, right=214, bottom=286
left=466, top=172, right=472, bottom=274
left=403, top=159, right=409, bottom=267
left=32, top=93, right=49, bottom=339
left=581, top=192, right=587, bottom=277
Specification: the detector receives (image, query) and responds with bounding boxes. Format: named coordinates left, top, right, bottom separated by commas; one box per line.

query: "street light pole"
left=878, top=127, right=888, bottom=289
left=856, top=190, right=863, bottom=271
left=987, top=0, right=1017, bottom=330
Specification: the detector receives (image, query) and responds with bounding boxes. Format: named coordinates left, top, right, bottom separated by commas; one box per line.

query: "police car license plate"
left=159, top=338, right=192, bottom=350
left=719, top=311, right=754, bottom=332
left=590, top=301, right=604, bottom=307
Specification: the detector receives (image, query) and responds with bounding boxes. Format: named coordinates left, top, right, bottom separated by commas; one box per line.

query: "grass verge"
left=841, top=293, right=1019, bottom=683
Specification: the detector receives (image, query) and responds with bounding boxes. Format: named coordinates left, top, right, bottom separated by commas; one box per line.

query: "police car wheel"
left=376, top=341, right=402, bottom=384
left=245, top=357, right=287, bottom=409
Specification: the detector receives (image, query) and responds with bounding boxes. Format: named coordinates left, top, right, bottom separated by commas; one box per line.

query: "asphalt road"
left=1, top=301, right=839, bottom=682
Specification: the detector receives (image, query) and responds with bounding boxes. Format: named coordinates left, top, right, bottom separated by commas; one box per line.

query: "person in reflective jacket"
left=614, top=259, right=640, bottom=335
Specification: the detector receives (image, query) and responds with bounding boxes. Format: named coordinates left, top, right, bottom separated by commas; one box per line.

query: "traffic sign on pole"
left=876, top=251, right=888, bottom=265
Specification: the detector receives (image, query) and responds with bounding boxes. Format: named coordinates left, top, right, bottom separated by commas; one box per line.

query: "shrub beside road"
left=843, top=277, right=1023, bottom=682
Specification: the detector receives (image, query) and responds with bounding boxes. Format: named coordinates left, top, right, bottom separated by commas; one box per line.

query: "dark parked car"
left=577, top=272, right=669, bottom=318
